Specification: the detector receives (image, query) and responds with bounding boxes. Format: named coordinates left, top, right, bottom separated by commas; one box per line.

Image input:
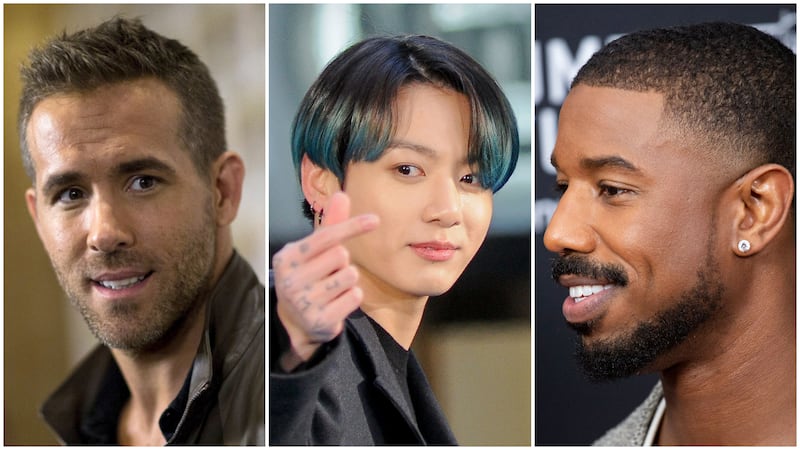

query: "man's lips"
left=91, top=271, right=153, bottom=291
left=558, top=275, right=619, bottom=323
left=409, top=241, right=458, bottom=262
left=569, top=284, right=614, bottom=303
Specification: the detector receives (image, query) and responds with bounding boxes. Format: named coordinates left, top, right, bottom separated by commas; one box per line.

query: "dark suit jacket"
left=269, top=289, right=456, bottom=445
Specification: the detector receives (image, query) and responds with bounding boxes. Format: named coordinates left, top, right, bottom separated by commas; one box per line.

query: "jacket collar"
left=345, top=309, right=455, bottom=444
left=346, top=310, right=417, bottom=416
left=168, top=250, right=263, bottom=443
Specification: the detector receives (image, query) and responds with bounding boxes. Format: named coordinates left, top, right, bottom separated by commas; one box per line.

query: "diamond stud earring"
left=737, top=239, right=751, bottom=253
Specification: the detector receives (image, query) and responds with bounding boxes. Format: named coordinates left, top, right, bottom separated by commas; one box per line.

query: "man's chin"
left=574, top=338, right=652, bottom=382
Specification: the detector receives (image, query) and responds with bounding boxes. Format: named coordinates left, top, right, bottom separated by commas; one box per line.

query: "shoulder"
left=593, top=382, right=663, bottom=446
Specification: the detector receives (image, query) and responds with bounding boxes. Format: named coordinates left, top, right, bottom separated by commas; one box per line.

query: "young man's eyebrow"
left=386, top=140, right=438, bottom=157
left=551, top=154, right=642, bottom=175
left=116, top=157, right=178, bottom=176
left=580, top=155, right=641, bottom=173
left=41, top=171, right=84, bottom=196
left=386, top=140, right=472, bottom=165
left=40, top=157, right=178, bottom=195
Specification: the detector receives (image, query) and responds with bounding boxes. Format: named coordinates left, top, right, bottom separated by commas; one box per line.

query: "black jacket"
left=40, top=252, right=265, bottom=444
left=269, top=287, right=456, bottom=445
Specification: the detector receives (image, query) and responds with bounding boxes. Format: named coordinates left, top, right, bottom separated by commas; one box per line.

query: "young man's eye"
left=461, top=173, right=486, bottom=189
left=599, top=184, right=630, bottom=197
left=396, top=164, right=423, bottom=176
left=129, top=175, right=159, bottom=192
left=56, top=187, right=86, bottom=203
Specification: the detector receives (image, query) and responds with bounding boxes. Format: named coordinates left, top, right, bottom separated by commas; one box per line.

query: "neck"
left=111, top=296, right=208, bottom=445
left=657, top=254, right=795, bottom=445
left=357, top=269, right=428, bottom=350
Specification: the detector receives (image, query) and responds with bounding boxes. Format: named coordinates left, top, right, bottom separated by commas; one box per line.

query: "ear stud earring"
left=737, top=239, right=751, bottom=253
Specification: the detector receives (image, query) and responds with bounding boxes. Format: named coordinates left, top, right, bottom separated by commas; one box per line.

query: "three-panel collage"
left=3, top=3, right=796, bottom=446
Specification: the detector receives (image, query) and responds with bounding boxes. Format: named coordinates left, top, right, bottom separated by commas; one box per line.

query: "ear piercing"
left=737, top=239, right=751, bottom=253
left=311, top=201, right=324, bottom=225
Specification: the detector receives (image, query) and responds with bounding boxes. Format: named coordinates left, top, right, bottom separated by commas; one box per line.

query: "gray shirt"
left=594, top=382, right=663, bottom=446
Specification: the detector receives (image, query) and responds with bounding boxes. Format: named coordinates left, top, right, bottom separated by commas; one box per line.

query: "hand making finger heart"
left=273, top=192, right=379, bottom=370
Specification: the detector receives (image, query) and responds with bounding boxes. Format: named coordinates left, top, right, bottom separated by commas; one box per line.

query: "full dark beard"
left=573, top=251, right=724, bottom=382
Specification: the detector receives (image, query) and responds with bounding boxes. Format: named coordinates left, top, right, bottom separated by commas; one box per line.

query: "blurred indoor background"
left=4, top=4, right=264, bottom=444
left=269, top=4, right=531, bottom=445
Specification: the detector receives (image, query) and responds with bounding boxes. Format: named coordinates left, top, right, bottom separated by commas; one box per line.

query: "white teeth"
left=570, top=284, right=612, bottom=302
left=99, top=275, right=145, bottom=290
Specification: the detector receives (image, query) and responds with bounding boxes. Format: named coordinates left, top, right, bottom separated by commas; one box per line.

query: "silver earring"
left=737, top=239, right=751, bottom=253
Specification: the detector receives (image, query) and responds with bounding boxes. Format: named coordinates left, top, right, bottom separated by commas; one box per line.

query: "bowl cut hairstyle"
left=18, top=17, right=226, bottom=181
left=292, top=34, right=520, bottom=221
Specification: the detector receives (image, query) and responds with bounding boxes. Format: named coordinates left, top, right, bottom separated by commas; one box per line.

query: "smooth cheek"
left=349, top=187, right=409, bottom=253
left=464, top=193, right=493, bottom=252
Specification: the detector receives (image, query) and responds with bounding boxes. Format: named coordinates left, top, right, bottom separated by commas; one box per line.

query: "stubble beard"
left=55, top=201, right=217, bottom=355
left=572, top=248, right=725, bottom=382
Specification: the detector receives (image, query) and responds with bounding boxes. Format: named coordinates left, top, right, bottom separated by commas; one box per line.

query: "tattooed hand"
left=273, top=192, right=379, bottom=371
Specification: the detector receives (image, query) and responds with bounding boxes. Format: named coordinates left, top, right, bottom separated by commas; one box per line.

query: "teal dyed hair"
left=292, top=35, right=519, bottom=220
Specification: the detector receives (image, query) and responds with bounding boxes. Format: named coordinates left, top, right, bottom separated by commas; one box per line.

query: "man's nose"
left=86, top=197, right=134, bottom=253
left=422, top=177, right=462, bottom=227
left=543, top=187, right=595, bottom=255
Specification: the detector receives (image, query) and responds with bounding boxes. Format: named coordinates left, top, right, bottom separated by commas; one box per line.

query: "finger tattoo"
left=309, top=318, right=329, bottom=341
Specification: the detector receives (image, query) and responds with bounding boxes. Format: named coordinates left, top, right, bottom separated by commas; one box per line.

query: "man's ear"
left=212, top=151, right=245, bottom=227
left=731, top=163, right=794, bottom=256
left=25, top=187, right=39, bottom=229
left=300, top=153, right=341, bottom=209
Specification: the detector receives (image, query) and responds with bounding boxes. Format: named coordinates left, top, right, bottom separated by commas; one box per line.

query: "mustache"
left=82, top=251, right=153, bottom=274
left=551, top=254, right=629, bottom=286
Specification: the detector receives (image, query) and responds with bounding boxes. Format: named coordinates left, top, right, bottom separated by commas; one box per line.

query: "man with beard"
left=19, top=18, right=264, bottom=444
left=544, top=22, right=795, bottom=445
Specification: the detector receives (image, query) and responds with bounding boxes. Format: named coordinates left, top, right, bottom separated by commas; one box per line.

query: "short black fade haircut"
left=573, top=22, right=795, bottom=180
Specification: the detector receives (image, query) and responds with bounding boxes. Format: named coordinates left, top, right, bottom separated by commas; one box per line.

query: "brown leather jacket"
left=40, top=252, right=265, bottom=444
